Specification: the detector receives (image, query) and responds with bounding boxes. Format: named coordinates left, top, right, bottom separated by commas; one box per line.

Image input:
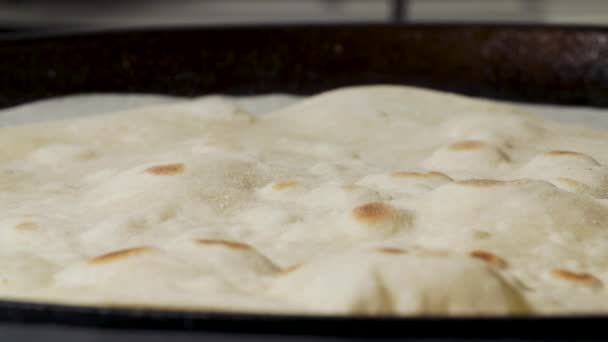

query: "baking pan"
left=2, top=23, right=608, bottom=108
left=1, top=24, right=608, bottom=341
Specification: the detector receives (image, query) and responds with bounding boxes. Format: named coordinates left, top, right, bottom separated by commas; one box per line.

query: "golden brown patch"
left=391, top=171, right=451, bottom=180
left=448, top=140, right=485, bottom=150
left=195, top=239, right=252, bottom=251
left=470, top=250, right=508, bottom=269
left=89, top=246, right=153, bottom=264
left=15, top=221, right=38, bottom=231
left=352, top=202, right=396, bottom=223
left=145, top=163, right=185, bottom=176
left=376, top=247, right=407, bottom=255
left=546, top=150, right=585, bottom=157
left=272, top=180, right=299, bottom=191
left=551, top=269, right=603, bottom=287
left=457, top=179, right=506, bottom=187
left=280, top=264, right=302, bottom=274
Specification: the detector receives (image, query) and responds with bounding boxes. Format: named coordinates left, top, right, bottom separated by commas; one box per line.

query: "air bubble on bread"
left=519, top=151, right=608, bottom=198
left=544, top=150, right=600, bottom=165
left=357, top=171, right=451, bottom=197
left=554, top=177, right=605, bottom=198
left=441, top=115, right=543, bottom=146
left=188, top=238, right=279, bottom=274
left=299, top=182, right=383, bottom=209
left=421, top=140, right=511, bottom=175
left=271, top=251, right=530, bottom=314
left=448, top=140, right=510, bottom=162
left=419, top=178, right=608, bottom=252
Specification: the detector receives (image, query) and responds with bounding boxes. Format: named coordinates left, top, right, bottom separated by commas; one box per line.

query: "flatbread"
left=1, top=85, right=608, bottom=315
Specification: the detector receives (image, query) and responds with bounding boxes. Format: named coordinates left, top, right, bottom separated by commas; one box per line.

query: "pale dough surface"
left=1, top=85, right=608, bottom=315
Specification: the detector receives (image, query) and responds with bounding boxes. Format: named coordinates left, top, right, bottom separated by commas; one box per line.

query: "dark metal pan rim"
left=1, top=22, right=608, bottom=43
left=3, top=23, right=608, bottom=108
left=2, top=297, right=605, bottom=320
left=1, top=298, right=607, bottom=337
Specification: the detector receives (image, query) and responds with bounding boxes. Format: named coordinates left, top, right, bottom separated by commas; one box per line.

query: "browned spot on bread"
left=89, top=246, right=153, bottom=264
left=555, top=178, right=599, bottom=196
left=15, top=221, right=38, bottom=231
left=470, top=250, right=508, bottom=269
left=195, top=239, right=252, bottom=251
left=457, top=179, right=506, bottom=187
left=376, top=247, right=407, bottom=255
left=272, top=180, right=299, bottom=191
left=280, top=264, right=302, bottom=274
left=392, top=171, right=452, bottom=180
left=546, top=150, right=585, bottom=157
left=551, top=269, right=603, bottom=287
left=448, top=140, right=485, bottom=150
left=145, top=163, right=184, bottom=176
left=352, top=202, right=396, bottom=223
left=448, top=141, right=511, bottom=162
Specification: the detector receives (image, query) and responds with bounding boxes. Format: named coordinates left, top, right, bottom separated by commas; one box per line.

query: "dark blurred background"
left=0, top=0, right=607, bottom=33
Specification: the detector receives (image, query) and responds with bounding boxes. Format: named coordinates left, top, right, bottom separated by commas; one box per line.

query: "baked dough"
left=1, top=85, right=607, bottom=315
